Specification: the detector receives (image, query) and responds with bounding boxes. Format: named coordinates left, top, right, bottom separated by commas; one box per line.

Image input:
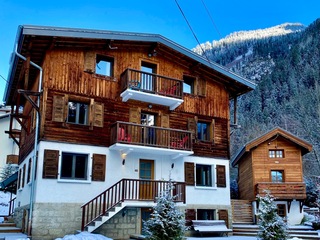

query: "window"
left=277, top=204, right=286, bottom=218
left=196, top=164, right=212, bottom=187
left=197, top=122, right=210, bottom=141
left=141, top=112, right=156, bottom=145
left=60, top=153, right=88, bottom=180
left=96, top=55, right=114, bottom=77
left=269, top=150, right=284, bottom=158
left=27, top=158, right=32, bottom=183
left=271, top=170, right=284, bottom=182
left=67, top=101, right=88, bottom=125
left=197, top=209, right=215, bottom=220
left=183, top=75, right=195, bottom=94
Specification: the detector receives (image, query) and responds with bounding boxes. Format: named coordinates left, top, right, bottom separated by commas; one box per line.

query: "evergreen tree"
left=0, top=164, right=18, bottom=181
left=143, top=180, right=186, bottom=240
left=257, top=191, right=288, bottom=240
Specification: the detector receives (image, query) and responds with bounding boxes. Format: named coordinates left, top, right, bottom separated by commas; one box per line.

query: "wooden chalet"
left=3, top=25, right=255, bottom=240
left=232, top=127, right=312, bottom=225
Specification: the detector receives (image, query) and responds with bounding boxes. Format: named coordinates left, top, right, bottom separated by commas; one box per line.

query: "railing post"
left=81, top=206, right=85, bottom=231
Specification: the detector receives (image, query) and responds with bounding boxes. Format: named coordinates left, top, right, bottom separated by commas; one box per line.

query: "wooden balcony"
left=255, top=182, right=306, bottom=200
left=109, top=121, right=193, bottom=158
left=120, top=68, right=184, bottom=110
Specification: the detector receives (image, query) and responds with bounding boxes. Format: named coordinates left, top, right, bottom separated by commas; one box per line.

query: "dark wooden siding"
left=18, top=47, right=231, bottom=159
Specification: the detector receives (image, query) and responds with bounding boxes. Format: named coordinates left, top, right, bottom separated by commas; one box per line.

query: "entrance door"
left=141, top=62, right=157, bottom=91
left=139, top=159, right=154, bottom=200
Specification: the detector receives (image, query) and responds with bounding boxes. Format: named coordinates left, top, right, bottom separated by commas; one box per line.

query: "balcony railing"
left=120, top=68, right=184, bottom=110
left=110, top=121, right=192, bottom=151
left=255, top=182, right=306, bottom=200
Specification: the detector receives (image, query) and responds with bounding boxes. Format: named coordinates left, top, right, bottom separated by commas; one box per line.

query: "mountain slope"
left=195, top=20, right=320, bottom=178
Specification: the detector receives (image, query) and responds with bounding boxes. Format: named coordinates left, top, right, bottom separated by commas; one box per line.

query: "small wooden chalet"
left=232, top=127, right=312, bottom=225
left=3, top=25, right=255, bottom=240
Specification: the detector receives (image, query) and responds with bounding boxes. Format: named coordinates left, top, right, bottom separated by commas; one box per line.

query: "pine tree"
left=257, top=190, right=288, bottom=240
left=143, top=180, right=186, bottom=240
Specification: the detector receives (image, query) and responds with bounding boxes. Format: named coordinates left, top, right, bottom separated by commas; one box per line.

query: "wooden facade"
left=4, top=26, right=256, bottom=238
left=5, top=27, right=254, bottom=163
left=232, top=127, right=312, bottom=201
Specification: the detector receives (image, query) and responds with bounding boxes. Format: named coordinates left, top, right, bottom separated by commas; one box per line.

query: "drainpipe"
left=14, top=43, right=43, bottom=237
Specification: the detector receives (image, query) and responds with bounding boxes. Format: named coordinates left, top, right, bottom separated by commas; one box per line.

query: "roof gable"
left=232, top=127, right=312, bottom=166
left=4, top=25, right=255, bottom=104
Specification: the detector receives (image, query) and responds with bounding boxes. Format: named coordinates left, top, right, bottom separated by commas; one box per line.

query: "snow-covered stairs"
left=85, top=203, right=125, bottom=233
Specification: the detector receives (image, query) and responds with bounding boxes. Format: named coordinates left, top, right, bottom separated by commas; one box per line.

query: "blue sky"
left=1, top=0, right=319, bottom=103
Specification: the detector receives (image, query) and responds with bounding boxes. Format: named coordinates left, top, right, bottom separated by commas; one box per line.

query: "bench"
left=192, top=220, right=232, bottom=237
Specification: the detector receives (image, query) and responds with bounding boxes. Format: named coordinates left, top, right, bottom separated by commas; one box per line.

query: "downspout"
left=14, top=43, right=43, bottom=237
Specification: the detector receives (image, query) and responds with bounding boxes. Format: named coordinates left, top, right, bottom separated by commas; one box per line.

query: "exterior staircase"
left=0, top=222, right=27, bottom=240
left=85, top=203, right=125, bottom=232
left=81, top=178, right=186, bottom=233
left=233, top=223, right=320, bottom=239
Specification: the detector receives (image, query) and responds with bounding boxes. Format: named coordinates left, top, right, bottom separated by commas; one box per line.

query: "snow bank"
left=55, top=231, right=113, bottom=240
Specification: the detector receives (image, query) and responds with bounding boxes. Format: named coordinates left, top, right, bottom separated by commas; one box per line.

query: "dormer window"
left=269, top=150, right=284, bottom=158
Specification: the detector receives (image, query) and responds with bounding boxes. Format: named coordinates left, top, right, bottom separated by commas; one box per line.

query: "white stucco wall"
left=0, top=114, right=19, bottom=168
left=16, top=140, right=230, bottom=210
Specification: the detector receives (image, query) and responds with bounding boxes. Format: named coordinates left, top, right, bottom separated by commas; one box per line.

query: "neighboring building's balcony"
left=109, top=121, right=193, bottom=158
left=255, top=182, right=306, bottom=200
left=120, top=68, right=183, bottom=110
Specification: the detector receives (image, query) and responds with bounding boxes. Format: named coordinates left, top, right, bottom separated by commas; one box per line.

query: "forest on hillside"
left=196, top=19, right=320, bottom=179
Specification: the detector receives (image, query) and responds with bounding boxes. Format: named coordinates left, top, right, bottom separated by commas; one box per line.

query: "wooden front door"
left=139, top=159, right=154, bottom=200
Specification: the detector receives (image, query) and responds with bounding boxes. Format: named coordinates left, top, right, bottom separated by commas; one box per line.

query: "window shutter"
left=184, top=162, right=195, bottom=185
left=22, top=164, right=26, bottom=188
left=89, top=99, right=104, bottom=129
left=43, top=149, right=59, bottom=179
left=129, top=108, right=141, bottom=124
left=210, top=119, right=215, bottom=143
left=52, top=95, right=67, bottom=122
left=84, top=51, right=96, bottom=73
left=188, top=117, right=197, bottom=140
left=216, top=165, right=226, bottom=187
left=185, top=209, right=196, bottom=226
left=27, top=158, right=32, bottom=183
left=197, top=78, right=206, bottom=96
left=92, top=154, right=106, bottom=181
left=160, top=114, right=170, bottom=128
left=160, top=114, right=170, bottom=146
left=93, top=102, right=104, bottom=127
left=218, top=209, right=229, bottom=227
left=17, top=169, right=21, bottom=189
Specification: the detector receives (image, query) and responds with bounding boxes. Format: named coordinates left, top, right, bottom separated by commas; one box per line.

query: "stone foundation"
left=15, top=202, right=82, bottom=240
left=94, top=207, right=141, bottom=240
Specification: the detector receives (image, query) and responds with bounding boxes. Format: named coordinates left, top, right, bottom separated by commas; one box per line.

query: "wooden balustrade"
left=110, top=121, right=192, bottom=151
left=255, top=182, right=306, bottom=199
left=120, top=68, right=183, bottom=99
left=81, top=178, right=186, bottom=230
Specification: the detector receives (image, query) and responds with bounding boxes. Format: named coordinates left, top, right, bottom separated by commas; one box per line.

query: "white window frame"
left=195, top=164, right=214, bottom=188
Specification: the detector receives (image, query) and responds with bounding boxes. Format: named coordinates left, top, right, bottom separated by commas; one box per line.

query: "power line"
left=0, top=74, right=8, bottom=83
left=200, top=0, right=222, bottom=39
left=173, top=0, right=212, bottom=63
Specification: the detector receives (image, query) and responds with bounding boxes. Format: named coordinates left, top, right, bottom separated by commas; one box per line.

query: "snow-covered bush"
left=257, top=190, right=288, bottom=240
left=143, top=179, right=186, bottom=240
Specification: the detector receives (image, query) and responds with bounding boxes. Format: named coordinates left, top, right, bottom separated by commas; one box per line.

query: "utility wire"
left=0, top=74, right=8, bottom=83
left=200, top=0, right=222, bottom=39
left=174, top=0, right=212, bottom=64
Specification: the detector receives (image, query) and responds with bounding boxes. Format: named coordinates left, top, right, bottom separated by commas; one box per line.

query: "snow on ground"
left=55, top=231, right=113, bottom=240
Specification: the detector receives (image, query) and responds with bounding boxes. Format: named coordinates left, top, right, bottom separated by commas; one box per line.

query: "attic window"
left=183, top=75, right=195, bottom=94
left=96, top=55, right=114, bottom=77
left=269, top=150, right=284, bottom=158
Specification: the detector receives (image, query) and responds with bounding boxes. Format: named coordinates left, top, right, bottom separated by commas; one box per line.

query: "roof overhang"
left=232, top=127, right=313, bottom=167
left=4, top=25, right=255, bottom=105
